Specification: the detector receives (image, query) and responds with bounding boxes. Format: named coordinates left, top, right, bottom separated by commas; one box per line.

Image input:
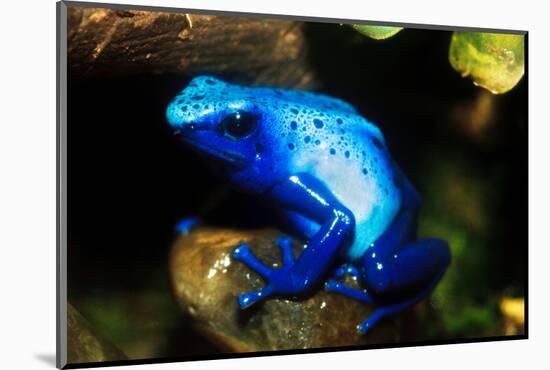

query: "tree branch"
left=68, top=7, right=316, bottom=88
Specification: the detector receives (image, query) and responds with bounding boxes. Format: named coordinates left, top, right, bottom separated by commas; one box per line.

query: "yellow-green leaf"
left=352, top=25, right=403, bottom=40
left=449, top=32, right=525, bottom=94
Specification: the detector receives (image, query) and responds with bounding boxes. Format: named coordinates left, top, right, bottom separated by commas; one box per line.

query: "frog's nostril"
left=182, top=122, right=210, bottom=132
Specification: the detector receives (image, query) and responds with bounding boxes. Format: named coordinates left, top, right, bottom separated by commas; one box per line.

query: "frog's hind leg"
left=355, top=177, right=450, bottom=334
left=354, top=216, right=450, bottom=333
left=357, top=267, right=446, bottom=334
left=324, top=272, right=441, bottom=334
left=324, top=251, right=446, bottom=334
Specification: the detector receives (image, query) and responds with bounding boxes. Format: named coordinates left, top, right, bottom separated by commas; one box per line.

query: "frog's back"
left=270, top=92, right=402, bottom=261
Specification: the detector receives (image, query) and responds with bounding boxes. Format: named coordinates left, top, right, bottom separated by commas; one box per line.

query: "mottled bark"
left=67, top=7, right=316, bottom=88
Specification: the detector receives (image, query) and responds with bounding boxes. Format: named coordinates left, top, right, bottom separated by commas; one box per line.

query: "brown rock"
left=169, top=227, right=403, bottom=352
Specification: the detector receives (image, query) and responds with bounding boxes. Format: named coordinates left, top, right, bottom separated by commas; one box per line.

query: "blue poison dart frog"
left=166, top=76, right=451, bottom=334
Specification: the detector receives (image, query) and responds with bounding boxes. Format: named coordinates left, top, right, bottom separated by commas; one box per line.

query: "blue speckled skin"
left=166, top=76, right=451, bottom=334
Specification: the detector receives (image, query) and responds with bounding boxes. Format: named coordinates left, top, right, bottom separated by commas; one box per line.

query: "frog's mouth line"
left=181, top=137, right=249, bottom=168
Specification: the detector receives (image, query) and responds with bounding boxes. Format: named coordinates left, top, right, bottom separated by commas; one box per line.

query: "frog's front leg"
left=232, top=173, right=355, bottom=308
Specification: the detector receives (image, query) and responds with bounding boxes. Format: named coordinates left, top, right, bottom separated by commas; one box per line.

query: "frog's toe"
left=324, top=279, right=342, bottom=291
left=237, top=285, right=274, bottom=309
left=324, top=278, right=374, bottom=304
left=357, top=321, right=370, bottom=335
left=276, top=236, right=295, bottom=266
left=357, top=309, right=385, bottom=334
left=232, top=243, right=272, bottom=280
left=174, top=217, right=201, bottom=234
left=331, top=263, right=360, bottom=279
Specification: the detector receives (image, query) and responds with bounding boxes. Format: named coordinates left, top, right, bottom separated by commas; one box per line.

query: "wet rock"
left=67, top=303, right=127, bottom=364
left=169, top=227, right=404, bottom=352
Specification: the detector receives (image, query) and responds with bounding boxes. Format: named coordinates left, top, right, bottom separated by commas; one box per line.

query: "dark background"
left=68, top=24, right=527, bottom=358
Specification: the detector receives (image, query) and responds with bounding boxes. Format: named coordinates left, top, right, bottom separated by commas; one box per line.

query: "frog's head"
left=166, top=76, right=292, bottom=193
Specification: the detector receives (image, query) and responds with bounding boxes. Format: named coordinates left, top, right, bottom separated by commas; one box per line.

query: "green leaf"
left=352, top=25, right=403, bottom=40
left=449, top=32, right=525, bottom=94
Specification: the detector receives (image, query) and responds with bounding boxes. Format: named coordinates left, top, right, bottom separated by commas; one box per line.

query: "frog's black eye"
left=220, top=111, right=258, bottom=139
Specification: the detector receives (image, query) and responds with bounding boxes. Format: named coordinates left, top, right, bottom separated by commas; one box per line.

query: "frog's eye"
left=220, top=111, right=258, bottom=139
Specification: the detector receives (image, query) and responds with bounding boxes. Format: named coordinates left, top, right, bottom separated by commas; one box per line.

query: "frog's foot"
left=174, top=217, right=201, bottom=234
left=356, top=268, right=446, bottom=334
left=232, top=236, right=296, bottom=309
left=324, top=278, right=429, bottom=335
left=324, top=279, right=374, bottom=305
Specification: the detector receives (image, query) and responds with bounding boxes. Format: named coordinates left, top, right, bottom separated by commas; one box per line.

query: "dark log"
left=67, top=6, right=316, bottom=88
